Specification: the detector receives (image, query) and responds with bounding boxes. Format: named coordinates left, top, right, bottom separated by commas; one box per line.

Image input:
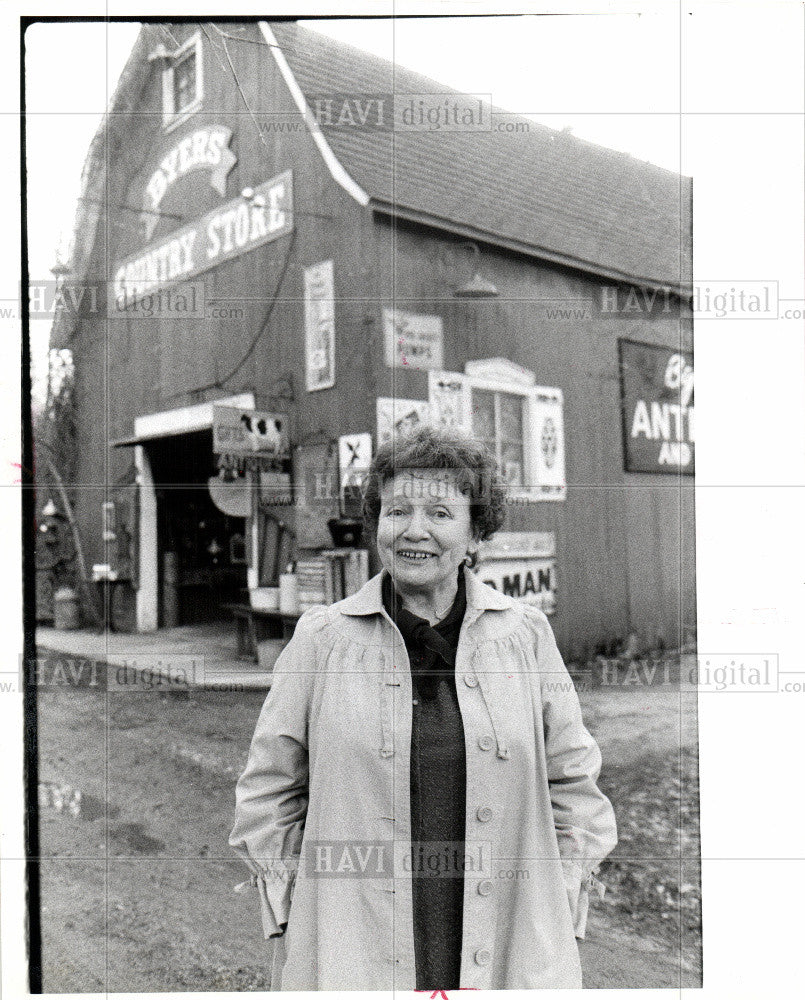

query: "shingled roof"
left=269, top=20, right=691, bottom=292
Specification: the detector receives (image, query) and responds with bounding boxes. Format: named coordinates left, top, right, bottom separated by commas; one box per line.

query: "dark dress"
left=382, top=571, right=468, bottom=991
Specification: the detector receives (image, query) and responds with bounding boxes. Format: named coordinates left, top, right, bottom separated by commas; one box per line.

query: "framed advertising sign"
left=304, top=260, right=336, bottom=391
left=618, top=339, right=695, bottom=474
left=338, top=432, right=372, bottom=517
left=383, top=308, right=443, bottom=371
left=212, top=406, right=290, bottom=468
left=376, top=397, right=431, bottom=444
left=476, top=531, right=556, bottom=614
left=428, top=370, right=470, bottom=431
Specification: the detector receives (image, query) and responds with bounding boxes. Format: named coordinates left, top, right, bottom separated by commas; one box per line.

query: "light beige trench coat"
left=229, top=567, right=617, bottom=990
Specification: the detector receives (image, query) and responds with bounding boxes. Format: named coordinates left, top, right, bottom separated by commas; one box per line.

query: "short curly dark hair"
left=362, top=425, right=506, bottom=542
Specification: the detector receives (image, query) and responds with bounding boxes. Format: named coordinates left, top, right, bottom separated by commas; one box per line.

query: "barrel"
left=53, top=587, right=80, bottom=630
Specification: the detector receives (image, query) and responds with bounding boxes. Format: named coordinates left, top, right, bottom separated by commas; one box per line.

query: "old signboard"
left=338, top=432, right=372, bottom=517
left=376, top=397, right=431, bottom=444
left=294, top=442, right=340, bottom=549
left=533, top=387, right=566, bottom=499
left=304, top=260, right=336, bottom=391
left=618, top=338, right=695, bottom=474
left=213, top=406, right=290, bottom=471
left=428, top=370, right=470, bottom=431
left=383, top=308, right=444, bottom=371
left=141, top=125, right=237, bottom=239
left=476, top=531, right=557, bottom=614
left=113, top=170, right=293, bottom=307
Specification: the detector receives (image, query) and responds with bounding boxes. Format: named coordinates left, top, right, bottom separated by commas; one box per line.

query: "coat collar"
left=337, top=564, right=511, bottom=618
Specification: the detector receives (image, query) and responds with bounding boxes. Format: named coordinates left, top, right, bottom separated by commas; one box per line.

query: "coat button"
left=476, top=806, right=493, bottom=823
left=474, top=948, right=492, bottom=966
left=477, top=879, right=494, bottom=896
left=464, top=673, right=479, bottom=688
left=477, top=735, right=494, bottom=751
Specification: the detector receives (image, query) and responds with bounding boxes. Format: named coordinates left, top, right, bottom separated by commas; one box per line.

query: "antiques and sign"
left=618, top=339, right=695, bottom=473
left=304, top=260, right=336, bottom=391
left=141, top=125, right=237, bottom=238
left=476, top=531, right=557, bottom=614
left=383, top=307, right=444, bottom=370
left=113, top=170, right=293, bottom=306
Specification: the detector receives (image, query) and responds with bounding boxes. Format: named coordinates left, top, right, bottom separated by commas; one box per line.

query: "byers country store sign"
left=618, top=339, right=695, bottom=474
left=113, top=170, right=292, bottom=307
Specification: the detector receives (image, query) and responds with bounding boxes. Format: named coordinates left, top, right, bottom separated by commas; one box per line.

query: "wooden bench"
left=222, top=603, right=302, bottom=661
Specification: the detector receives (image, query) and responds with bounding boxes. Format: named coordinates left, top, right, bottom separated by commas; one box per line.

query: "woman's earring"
left=464, top=550, right=478, bottom=569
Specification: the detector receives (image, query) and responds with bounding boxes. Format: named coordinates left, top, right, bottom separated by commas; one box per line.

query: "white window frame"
left=162, top=31, right=204, bottom=131
left=464, top=358, right=565, bottom=502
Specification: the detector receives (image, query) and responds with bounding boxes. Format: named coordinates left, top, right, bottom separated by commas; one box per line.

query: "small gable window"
left=162, top=32, right=203, bottom=129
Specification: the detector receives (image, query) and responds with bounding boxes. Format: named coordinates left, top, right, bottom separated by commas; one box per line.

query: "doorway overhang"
left=110, top=393, right=256, bottom=447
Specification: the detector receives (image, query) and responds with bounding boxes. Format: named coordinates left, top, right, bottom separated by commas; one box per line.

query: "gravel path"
left=35, top=650, right=701, bottom=991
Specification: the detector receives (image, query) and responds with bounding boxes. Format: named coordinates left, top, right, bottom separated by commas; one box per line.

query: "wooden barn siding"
left=70, top=22, right=374, bottom=575
left=370, top=218, right=694, bottom=656
left=66, top=22, right=694, bottom=647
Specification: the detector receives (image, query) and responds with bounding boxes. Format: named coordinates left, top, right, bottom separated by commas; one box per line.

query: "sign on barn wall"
left=428, top=370, right=470, bottom=431
left=383, top=308, right=444, bottom=371
left=113, top=170, right=292, bottom=307
left=294, top=442, right=340, bottom=549
left=376, top=397, right=431, bottom=444
left=304, top=261, right=336, bottom=391
left=338, top=432, right=372, bottom=517
left=213, top=406, right=289, bottom=467
left=533, top=388, right=566, bottom=498
left=338, top=433, right=371, bottom=488
left=618, top=339, right=695, bottom=474
left=476, top=531, right=556, bottom=614
left=141, top=125, right=237, bottom=238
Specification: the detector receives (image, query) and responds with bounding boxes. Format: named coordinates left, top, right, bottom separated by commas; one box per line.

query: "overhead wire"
left=156, top=22, right=302, bottom=393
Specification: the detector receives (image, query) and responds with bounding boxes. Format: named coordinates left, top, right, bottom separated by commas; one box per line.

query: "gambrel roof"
left=52, top=18, right=692, bottom=349
left=268, top=20, right=691, bottom=292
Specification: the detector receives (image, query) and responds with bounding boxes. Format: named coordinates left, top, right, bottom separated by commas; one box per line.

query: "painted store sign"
left=618, top=339, right=695, bottom=474
left=304, top=261, right=336, bottom=391
left=113, top=170, right=292, bottom=307
left=212, top=405, right=290, bottom=471
left=141, top=125, right=237, bottom=238
left=383, top=308, right=444, bottom=370
left=476, top=531, right=557, bottom=614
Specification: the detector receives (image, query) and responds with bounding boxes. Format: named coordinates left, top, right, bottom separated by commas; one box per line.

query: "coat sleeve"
left=229, top=606, right=325, bottom=939
left=529, top=610, right=618, bottom=939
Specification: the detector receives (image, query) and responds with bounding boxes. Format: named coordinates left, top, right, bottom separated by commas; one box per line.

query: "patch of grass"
left=597, top=746, right=701, bottom=949
left=164, top=965, right=268, bottom=991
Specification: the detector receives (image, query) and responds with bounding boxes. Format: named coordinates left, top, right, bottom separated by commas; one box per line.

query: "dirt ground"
left=35, top=650, right=701, bottom=992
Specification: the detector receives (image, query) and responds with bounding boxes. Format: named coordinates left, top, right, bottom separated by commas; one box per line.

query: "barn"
left=48, top=20, right=694, bottom=659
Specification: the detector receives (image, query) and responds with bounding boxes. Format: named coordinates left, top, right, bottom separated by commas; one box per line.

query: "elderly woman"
left=229, top=425, right=617, bottom=991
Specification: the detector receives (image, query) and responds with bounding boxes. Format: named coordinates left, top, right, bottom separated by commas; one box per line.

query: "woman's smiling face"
left=376, top=469, right=474, bottom=596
